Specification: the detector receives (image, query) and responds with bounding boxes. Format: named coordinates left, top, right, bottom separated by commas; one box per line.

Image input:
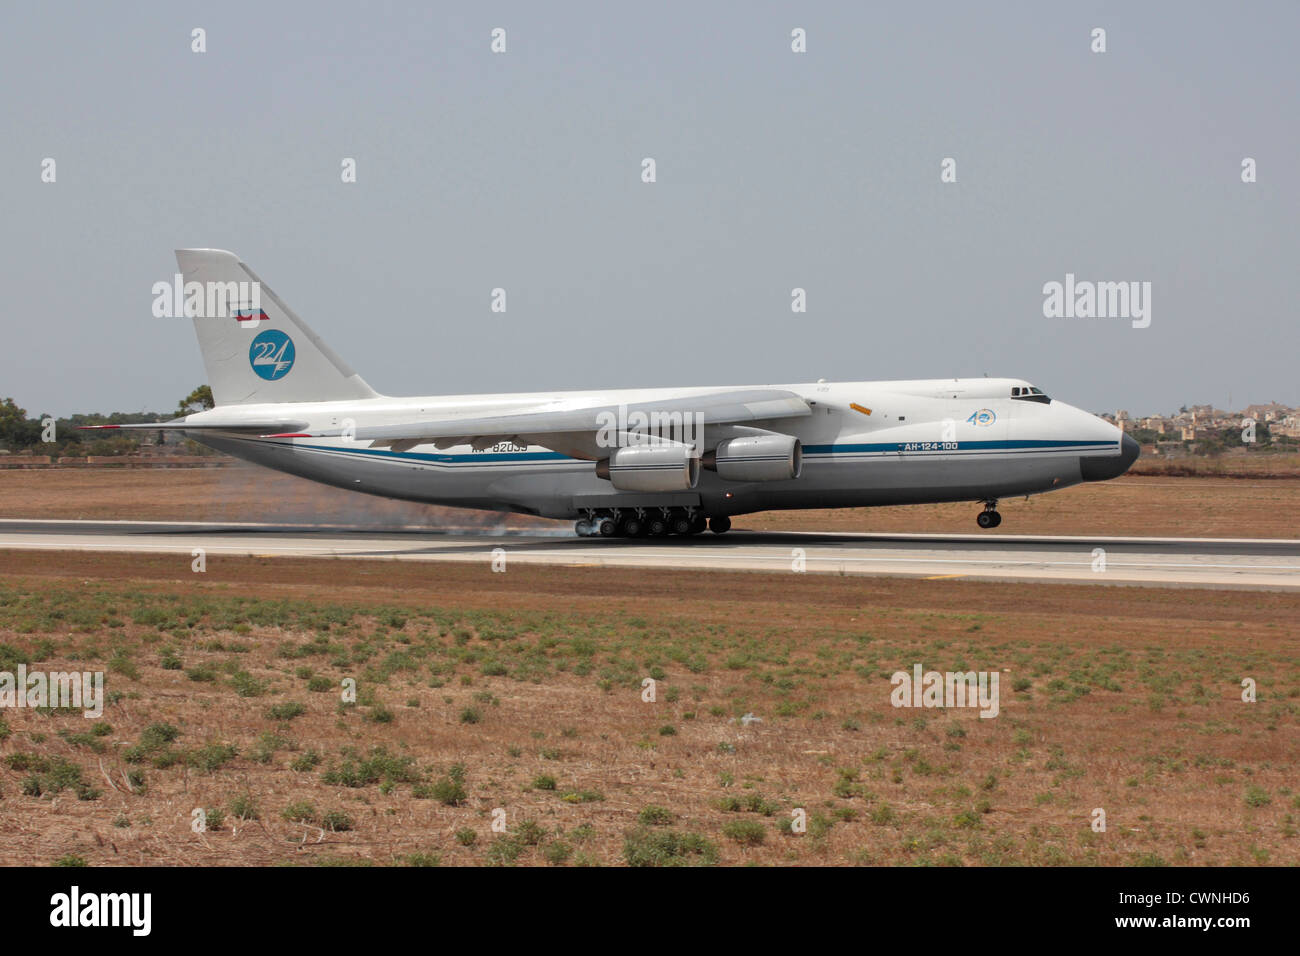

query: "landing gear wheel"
left=976, top=510, right=1001, bottom=529
left=689, top=515, right=707, bottom=534
left=647, top=515, right=669, bottom=537
left=669, top=513, right=693, bottom=536
left=708, top=515, right=731, bottom=535
left=621, top=516, right=644, bottom=537
left=575, top=519, right=592, bottom=536
left=597, top=517, right=617, bottom=537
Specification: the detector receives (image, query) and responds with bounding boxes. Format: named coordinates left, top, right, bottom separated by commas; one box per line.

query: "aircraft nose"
left=1080, top=433, right=1141, bottom=482
left=1121, top=432, right=1140, bottom=468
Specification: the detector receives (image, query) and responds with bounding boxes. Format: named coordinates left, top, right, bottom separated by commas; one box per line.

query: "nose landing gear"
left=976, top=501, right=1001, bottom=529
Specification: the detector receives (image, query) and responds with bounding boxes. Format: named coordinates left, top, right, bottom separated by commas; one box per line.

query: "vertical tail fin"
left=174, top=249, right=378, bottom=406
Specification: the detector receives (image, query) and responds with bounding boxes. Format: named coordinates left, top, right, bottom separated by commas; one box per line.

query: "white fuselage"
left=183, top=376, right=1134, bottom=521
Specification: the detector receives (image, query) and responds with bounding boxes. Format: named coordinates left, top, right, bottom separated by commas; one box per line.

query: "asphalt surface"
left=2, top=519, right=1298, bottom=590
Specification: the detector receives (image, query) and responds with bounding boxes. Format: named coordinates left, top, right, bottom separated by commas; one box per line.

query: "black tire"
left=708, top=515, right=731, bottom=534
left=647, top=516, right=669, bottom=537
left=990, top=511, right=1002, bottom=528
left=689, top=515, right=707, bottom=534
left=622, top=517, right=644, bottom=537
left=597, top=517, right=617, bottom=537
left=976, top=511, right=996, bottom=529
left=670, top=514, right=692, bottom=535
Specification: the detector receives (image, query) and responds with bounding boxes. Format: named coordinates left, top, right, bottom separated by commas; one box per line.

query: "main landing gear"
left=575, top=507, right=727, bottom=538
left=976, top=500, right=1002, bottom=529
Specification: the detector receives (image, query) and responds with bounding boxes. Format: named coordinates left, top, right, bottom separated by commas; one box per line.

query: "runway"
left=1, top=518, right=1298, bottom=590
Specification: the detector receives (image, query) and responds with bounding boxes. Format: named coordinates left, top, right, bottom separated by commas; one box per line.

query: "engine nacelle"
left=595, top=444, right=700, bottom=492
left=703, top=434, right=801, bottom=482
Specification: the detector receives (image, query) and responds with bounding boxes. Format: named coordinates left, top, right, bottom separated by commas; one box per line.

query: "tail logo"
left=249, top=329, right=295, bottom=380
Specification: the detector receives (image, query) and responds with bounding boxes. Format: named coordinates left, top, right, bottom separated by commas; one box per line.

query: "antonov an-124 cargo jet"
left=85, top=250, right=1139, bottom=537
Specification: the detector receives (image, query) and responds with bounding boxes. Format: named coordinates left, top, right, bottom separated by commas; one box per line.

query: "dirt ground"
left=0, top=552, right=1296, bottom=867
left=1, top=466, right=1298, bottom=539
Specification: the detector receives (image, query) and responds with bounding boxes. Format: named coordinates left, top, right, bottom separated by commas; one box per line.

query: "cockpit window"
left=1012, top=384, right=1051, bottom=404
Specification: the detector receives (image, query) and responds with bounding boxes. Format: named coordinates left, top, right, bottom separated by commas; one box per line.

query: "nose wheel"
left=976, top=502, right=1001, bottom=529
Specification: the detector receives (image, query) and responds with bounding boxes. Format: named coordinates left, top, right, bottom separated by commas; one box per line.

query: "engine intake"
left=596, top=444, right=700, bottom=492
left=703, top=434, right=801, bottom=482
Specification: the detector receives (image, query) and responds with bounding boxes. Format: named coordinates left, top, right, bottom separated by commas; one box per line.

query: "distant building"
left=1274, top=415, right=1300, bottom=439
left=1101, top=401, right=1294, bottom=442
left=1243, top=402, right=1290, bottom=423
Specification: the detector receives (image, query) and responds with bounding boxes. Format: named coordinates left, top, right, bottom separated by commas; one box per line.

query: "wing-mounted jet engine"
left=595, top=442, right=701, bottom=492
left=702, top=431, right=801, bottom=482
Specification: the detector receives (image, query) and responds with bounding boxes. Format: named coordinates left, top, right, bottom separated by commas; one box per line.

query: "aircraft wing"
left=265, top=388, right=812, bottom=458
left=79, top=419, right=308, bottom=434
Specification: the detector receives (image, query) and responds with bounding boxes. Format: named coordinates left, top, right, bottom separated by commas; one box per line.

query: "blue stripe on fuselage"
left=802, top=439, right=1114, bottom=455
left=265, top=437, right=1114, bottom=467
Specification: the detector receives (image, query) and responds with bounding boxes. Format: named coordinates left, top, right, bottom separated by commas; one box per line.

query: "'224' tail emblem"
left=249, top=329, right=295, bottom=380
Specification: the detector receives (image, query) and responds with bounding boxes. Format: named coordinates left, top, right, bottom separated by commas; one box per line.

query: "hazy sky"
left=3, top=1, right=1297, bottom=418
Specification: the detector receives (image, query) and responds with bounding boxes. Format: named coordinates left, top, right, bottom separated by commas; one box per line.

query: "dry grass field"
left=2, top=465, right=1299, bottom=539
left=0, top=551, right=1296, bottom=867
left=1129, top=452, right=1300, bottom=478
